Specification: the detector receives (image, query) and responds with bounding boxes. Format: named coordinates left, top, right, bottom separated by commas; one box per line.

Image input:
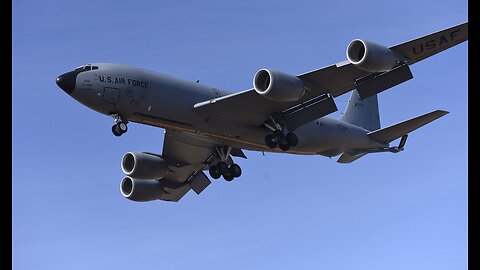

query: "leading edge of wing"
left=194, top=88, right=305, bottom=126
left=193, top=88, right=268, bottom=126
left=193, top=88, right=253, bottom=109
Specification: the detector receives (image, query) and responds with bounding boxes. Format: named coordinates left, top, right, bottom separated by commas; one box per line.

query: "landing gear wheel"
left=279, top=142, right=290, bottom=151
left=112, top=122, right=128, bottom=136
left=209, top=165, right=221, bottom=179
left=265, top=134, right=277, bottom=148
left=117, top=122, right=128, bottom=133
left=272, top=130, right=285, bottom=143
left=112, top=125, right=122, bottom=136
left=229, top=164, right=242, bottom=178
left=223, top=173, right=234, bottom=181
left=286, top=132, right=298, bottom=147
left=217, top=162, right=230, bottom=175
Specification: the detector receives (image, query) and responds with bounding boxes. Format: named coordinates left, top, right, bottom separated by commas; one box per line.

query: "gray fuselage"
left=61, top=63, right=384, bottom=157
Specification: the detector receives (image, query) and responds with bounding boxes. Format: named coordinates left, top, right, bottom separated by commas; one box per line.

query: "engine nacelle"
left=121, top=152, right=168, bottom=179
left=120, top=176, right=164, bottom=202
left=346, top=39, right=399, bottom=72
left=253, top=69, right=305, bottom=102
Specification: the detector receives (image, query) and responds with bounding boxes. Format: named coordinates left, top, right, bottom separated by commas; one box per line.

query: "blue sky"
left=13, top=1, right=467, bottom=269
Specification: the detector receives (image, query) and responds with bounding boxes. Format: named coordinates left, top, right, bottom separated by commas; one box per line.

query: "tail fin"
left=340, top=90, right=380, bottom=131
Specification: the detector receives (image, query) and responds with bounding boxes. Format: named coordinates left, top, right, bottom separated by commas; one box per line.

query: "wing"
left=389, top=22, right=468, bottom=65
left=302, top=22, right=468, bottom=97
left=157, top=130, right=218, bottom=202
left=159, top=129, right=247, bottom=202
left=192, top=62, right=351, bottom=129
left=194, top=22, right=467, bottom=129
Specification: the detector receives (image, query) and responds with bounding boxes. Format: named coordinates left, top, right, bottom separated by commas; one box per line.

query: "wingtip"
left=436, top=110, right=450, bottom=116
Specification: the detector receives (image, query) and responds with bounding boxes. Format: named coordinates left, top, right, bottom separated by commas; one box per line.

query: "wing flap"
left=284, top=94, right=337, bottom=131
left=298, top=61, right=369, bottom=98
left=355, top=63, right=413, bottom=99
left=188, top=171, right=211, bottom=195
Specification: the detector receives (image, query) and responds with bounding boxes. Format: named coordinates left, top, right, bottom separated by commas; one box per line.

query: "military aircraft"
left=56, top=22, right=468, bottom=202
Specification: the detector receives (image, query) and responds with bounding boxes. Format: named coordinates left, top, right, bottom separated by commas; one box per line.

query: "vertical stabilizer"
left=340, top=90, right=380, bottom=131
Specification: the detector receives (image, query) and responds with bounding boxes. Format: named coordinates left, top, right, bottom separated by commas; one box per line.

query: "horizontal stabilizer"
left=367, top=110, right=448, bottom=144
left=337, top=153, right=367, bottom=163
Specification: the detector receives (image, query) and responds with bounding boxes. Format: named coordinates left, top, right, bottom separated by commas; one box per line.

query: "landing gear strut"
left=263, top=117, right=298, bottom=151
left=111, top=114, right=128, bottom=137
left=208, top=146, right=242, bottom=181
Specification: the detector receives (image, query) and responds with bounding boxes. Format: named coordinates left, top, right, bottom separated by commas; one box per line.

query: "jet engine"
left=253, top=69, right=305, bottom=102
left=120, top=176, right=164, bottom=202
left=121, top=152, right=168, bottom=179
left=346, top=39, right=399, bottom=72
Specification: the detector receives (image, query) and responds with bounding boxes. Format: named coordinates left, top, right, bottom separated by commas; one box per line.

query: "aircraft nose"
left=56, top=71, right=77, bottom=94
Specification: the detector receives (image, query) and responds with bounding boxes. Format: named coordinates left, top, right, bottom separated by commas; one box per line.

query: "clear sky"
left=12, top=1, right=467, bottom=269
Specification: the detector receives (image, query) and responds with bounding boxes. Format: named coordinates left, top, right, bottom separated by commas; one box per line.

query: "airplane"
left=56, top=22, right=468, bottom=202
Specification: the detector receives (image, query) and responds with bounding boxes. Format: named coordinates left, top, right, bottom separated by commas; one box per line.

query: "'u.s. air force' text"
left=99, top=76, right=148, bottom=89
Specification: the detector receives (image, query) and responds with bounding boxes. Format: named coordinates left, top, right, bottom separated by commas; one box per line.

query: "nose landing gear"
left=112, top=121, right=128, bottom=136
left=110, top=114, right=128, bottom=137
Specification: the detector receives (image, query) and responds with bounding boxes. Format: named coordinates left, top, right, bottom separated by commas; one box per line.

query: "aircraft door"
left=103, top=87, right=120, bottom=104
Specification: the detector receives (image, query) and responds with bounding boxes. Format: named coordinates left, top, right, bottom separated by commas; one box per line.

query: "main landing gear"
left=208, top=146, right=242, bottom=181
left=263, top=117, right=298, bottom=151
left=110, top=114, right=128, bottom=137
left=264, top=131, right=298, bottom=151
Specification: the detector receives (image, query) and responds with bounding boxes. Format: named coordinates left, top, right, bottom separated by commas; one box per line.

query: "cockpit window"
left=73, top=64, right=99, bottom=72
